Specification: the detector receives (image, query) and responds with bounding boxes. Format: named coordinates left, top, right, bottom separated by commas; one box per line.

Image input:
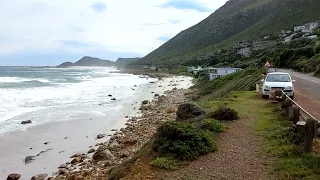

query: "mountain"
left=57, top=56, right=114, bottom=67
left=57, top=56, right=141, bottom=68
left=132, top=0, right=320, bottom=67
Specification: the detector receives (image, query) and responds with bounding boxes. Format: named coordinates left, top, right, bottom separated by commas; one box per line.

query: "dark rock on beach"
left=7, top=173, right=21, bottom=180
left=25, top=156, right=35, bottom=164
left=111, top=98, right=116, bottom=101
left=31, top=174, right=48, bottom=180
left=96, top=134, right=105, bottom=139
left=21, top=120, right=32, bottom=125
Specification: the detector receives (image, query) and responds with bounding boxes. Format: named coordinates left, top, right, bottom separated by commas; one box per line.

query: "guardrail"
left=275, top=90, right=319, bottom=153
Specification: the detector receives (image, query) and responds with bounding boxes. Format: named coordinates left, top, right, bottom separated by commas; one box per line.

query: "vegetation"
left=206, top=104, right=239, bottom=121
left=193, top=68, right=263, bottom=99
left=131, top=0, right=320, bottom=67
left=153, top=121, right=215, bottom=160
left=201, top=119, right=225, bottom=134
left=150, top=157, right=180, bottom=170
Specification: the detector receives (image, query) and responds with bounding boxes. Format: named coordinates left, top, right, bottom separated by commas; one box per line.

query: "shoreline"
left=1, top=73, right=193, bottom=180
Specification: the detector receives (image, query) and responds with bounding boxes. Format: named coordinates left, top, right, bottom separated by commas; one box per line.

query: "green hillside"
left=132, top=0, right=320, bottom=67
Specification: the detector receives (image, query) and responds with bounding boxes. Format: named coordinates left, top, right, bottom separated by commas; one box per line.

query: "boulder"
left=25, top=156, right=35, bottom=164
left=108, top=141, right=120, bottom=151
left=58, top=168, right=69, bottom=175
left=96, top=134, right=105, bottom=139
left=111, top=98, right=116, bottom=101
left=154, top=94, right=160, bottom=97
left=108, top=94, right=112, bottom=97
left=176, top=103, right=206, bottom=121
left=58, top=164, right=68, bottom=169
left=92, top=149, right=114, bottom=162
left=44, top=142, right=49, bottom=145
left=167, top=106, right=177, bottom=113
left=71, top=157, right=81, bottom=165
left=88, top=148, right=95, bottom=154
left=21, top=120, right=32, bottom=125
left=31, top=174, right=47, bottom=180
left=7, top=173, right=21, bottom=180
left=142, top=100, right=149, bottom=105
left=70, top=153, right=81, bottom=158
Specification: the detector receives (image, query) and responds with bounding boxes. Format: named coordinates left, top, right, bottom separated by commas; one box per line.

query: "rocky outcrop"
left=92, top=148, right=114, bottom=162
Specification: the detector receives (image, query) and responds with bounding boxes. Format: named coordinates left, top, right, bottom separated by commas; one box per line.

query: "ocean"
left=0, top=66, right=154, bottom=134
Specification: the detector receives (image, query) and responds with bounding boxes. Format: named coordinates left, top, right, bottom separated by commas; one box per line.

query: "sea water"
left=0, top=66, right=154, bottom=134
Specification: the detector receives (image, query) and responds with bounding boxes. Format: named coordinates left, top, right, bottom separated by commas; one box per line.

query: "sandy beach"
left=0, top=74, right=193, bottom=180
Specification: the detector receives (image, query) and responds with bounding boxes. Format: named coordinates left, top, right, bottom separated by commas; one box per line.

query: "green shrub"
left=315, top=65, right=320, bottom=77
left=208, top=104, right=239, bottom=121
left=176, top=103, right=206, bottom=121
left=314, top=43, right=320, bottom=55
left=202, top=119, right=224, bottom=134
left=153, top=121, right=215, bottom=160
left=150, top=157, right=180, bottom=170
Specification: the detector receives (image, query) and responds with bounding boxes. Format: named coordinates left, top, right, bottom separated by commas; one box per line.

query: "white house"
left=252, top=40, right=277, bottom=50
left=208, top=68, right=242, bottom=80
left=294, top=22, right=319, bottom=33
left=192, top=66, right=203, bottom=74
left=306, top=35, right=318, bottom=40
left=150, top=66, right=157, bottom=71
left=187, top=66, right=195, bottom=72
left=237, top=47, right=252, bottom=57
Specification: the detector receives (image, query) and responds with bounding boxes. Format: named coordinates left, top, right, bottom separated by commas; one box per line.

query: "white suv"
left=261, top=72, right=295, bottom=99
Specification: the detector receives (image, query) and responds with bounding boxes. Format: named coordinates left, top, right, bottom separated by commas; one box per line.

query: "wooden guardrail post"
left=292, top=106, right=300, bottom=125
left=284, top=98, right=291, bottom=118
left=304, top=118, right=315, bottom=153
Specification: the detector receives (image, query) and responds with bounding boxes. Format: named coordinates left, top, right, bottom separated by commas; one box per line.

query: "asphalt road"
left=277, top=69, right=320, bottom=99
left=277, top=69, right=320, bottom=120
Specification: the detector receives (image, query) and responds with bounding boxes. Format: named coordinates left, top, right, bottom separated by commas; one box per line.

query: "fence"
left=275, top=90, right=319, bottom=153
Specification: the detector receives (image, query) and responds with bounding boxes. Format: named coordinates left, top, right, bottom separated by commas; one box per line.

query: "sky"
left=0, top=0, right=228, bottom=66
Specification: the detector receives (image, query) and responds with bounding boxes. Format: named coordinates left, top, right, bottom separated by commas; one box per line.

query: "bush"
left=153, top=121, right=214, bottom=160
left=314, top=43, right=320, bottom=55
left=314, top=65, right=320, bottom=77
left=202, top=119, right=224, bottom=134
left=150, top=157, right=180, bottom=170
left=176, top=103, right=206, bottom=121
left=208, top=104, right=239, bottom=121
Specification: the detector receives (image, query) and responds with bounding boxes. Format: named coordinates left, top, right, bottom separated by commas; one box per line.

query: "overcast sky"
left=0, top=0, right=228, bottom=66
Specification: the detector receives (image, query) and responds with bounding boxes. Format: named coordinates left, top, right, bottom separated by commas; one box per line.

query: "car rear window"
left=266, top=74, right=291, bottom=82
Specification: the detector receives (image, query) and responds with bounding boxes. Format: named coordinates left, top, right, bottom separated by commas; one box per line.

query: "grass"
left=150, top=157, right=180, bottom=170
left=202, top=91, right=320, bottom=180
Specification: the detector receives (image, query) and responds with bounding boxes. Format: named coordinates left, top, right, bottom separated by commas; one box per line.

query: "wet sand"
left=0, top=75, right=193, bottom=180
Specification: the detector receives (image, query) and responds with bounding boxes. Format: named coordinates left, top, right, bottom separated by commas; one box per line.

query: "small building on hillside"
left=208, top=68, right=242, bottom=80
left=252, top=40, right=277, bottom=50
left=282, top=33, right=297, bottom=44
left=187, top=66, right=196, bottom=72
left=306, top=35, right=318, bottom=40
left=233, top=42, right=250, bottom=49
left=294, top=22, right=319, bottom=33
left=237, top=47, right=252, bottom=57
left=149, top=66, right=157, bottom=71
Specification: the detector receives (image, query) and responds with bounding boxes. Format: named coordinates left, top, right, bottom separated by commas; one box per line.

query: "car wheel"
left=262, top=95, right=269, bottom=99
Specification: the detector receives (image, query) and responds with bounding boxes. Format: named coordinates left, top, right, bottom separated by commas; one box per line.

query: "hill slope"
left=133, top=0, right=320, bottom=67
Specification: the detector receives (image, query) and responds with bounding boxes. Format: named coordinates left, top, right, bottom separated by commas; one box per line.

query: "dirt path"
left=155, top=118, right=272, bottom=180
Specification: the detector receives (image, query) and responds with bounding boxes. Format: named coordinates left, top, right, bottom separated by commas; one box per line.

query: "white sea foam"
left=0, top=67, right=155, bottom=134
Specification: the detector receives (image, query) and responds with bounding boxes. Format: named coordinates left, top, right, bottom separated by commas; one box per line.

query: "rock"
left=21, top=120, right=32, bottom=125
left=64, top=136, right=68, bottom=139
left=96, top=134, right=105, bottom=139
left=31, top=174, right=48, bottom=180
left=71, top=157, right=81, bottom=165
left=167, top=106, right=177, bottom=113
left=111, top=98, right=116, bottom=101
left=154, top=94, right=160, bottom=97
left=176, top=103, right=206, bottom=121
left=108, top=141, right=120, bottom=151
left=58, top=151, right=64, bottom=154
left=151, top=92, right=155, bottom=93
left=142, top=100, right=149, bottom=105
left=110, top=129, right=117, bottom=131
left=134, top=85, right=137, bottom=87
left=70, top=153, right=81, bottom=158
left=44, top=142, right=49, bottom=145
left=108, top=94, right=112, bottom=97
left=92, top=149, right=114, bottom=162
left=7, top=173, right=21, bottom=180
left=25, top=156, right=35, bottom=164
left=125, top=116, right=129, bottom=118
left=58, top=164, right=68, bottom=169
left=58, top=168, right=69, bottom=175
left=47, top=177, right=54, bottom=180
left=88, top=148, right=95, bottom=154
